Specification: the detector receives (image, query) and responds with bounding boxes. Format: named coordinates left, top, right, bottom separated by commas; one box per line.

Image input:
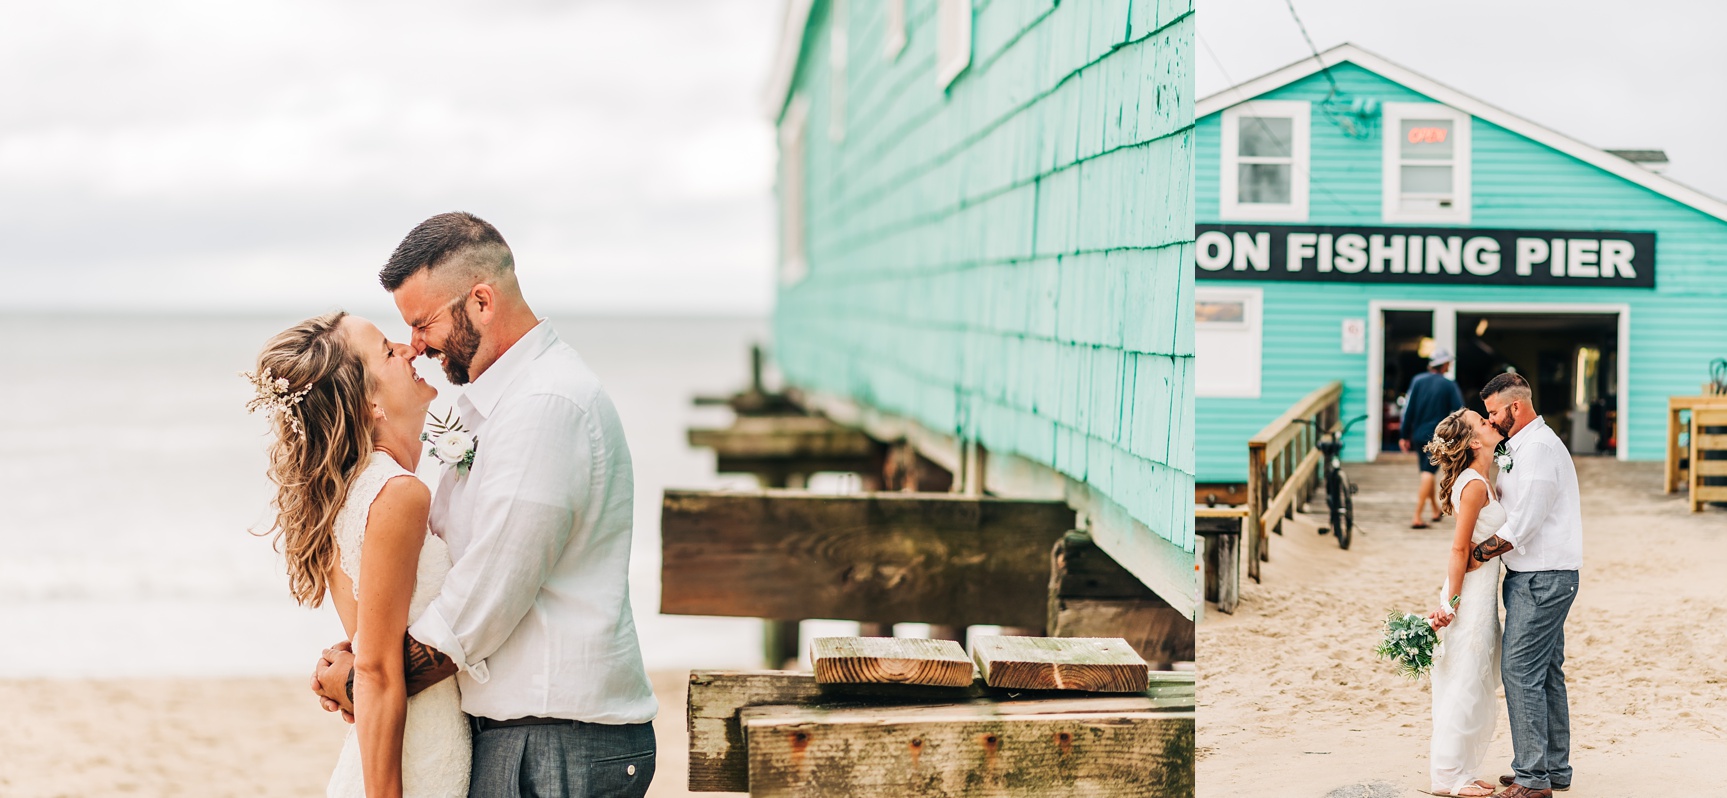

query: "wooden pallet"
left=1690, top=407, right=1727, bottom=512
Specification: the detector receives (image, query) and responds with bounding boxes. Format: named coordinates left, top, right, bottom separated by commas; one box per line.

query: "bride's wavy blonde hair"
left=1422, top=408, right=1479, bottom=517
left=250, top=311, right=375, bottom=607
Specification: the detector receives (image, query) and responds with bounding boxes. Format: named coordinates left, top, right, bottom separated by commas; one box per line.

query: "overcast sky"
left=1, top=0, right=782, bottom=316
left=4, top=2, right=1722, bottom=315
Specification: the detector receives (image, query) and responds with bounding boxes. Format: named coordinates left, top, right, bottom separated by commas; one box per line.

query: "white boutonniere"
left=421, top=409, right=478, bottom=476
left=1494, top=442, right=1514, bottom=473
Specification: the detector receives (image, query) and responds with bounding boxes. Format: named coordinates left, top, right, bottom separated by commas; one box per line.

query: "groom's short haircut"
left=1481, top=371, right=1533, bottom=404
left=379, top=212, right=514, bottom=292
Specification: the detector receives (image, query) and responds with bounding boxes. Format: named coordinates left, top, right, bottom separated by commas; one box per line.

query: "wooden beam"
left=1194, top=482, right=1247, bottom=507
left=972, top=637, right=1150, bottom=693
left=688, top=415, right=879, bottom=460
left=812, top=637, right=974, bottom=688
left=661, top=490, right=1074, bottom=628
left=687, top=670, right=1194, bottom=793
left=743, top=702, right=1194, bottom=797
left=1047, top=532, right=1194, bottom=665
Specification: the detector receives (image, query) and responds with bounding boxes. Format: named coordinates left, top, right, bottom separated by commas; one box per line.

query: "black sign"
left=1195, top=223, right=1655, bottom=288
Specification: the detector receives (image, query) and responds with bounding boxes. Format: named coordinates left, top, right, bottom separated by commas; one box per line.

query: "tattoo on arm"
left=1471, top=535, right=1513, bottom=563
left=345, top=667, right=355, bottom=706
left=402, top=634, right=459, bottom=697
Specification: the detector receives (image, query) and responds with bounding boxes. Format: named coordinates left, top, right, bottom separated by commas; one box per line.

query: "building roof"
left=762, top=0, right=815, bottom=121
left=1198, top=43, right=1727, bottom=223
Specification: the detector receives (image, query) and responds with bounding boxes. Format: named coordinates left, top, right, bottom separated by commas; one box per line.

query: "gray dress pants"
left=1500, top=569, right=1578, bottom=791
left=467, top=719, right=655, bottom=798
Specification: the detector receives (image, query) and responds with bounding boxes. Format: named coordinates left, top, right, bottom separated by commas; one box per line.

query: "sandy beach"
left=1197, top=456, right=1727, bottom=796
left=0, top=670, right=733, bottom=798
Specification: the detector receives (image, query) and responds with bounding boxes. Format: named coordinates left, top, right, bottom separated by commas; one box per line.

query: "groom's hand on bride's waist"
left=1471, top=535, right=1513, bottom=563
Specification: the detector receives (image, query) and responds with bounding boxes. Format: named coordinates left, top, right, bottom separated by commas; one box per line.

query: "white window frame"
left=883, top=0, right=906, bottom=60
left=1219, top=100, right=1310, bottom=222
left=779, top=97, right=809, bottom=286
left=1195, top=286, right=1263, bottom=399
left=935, top=0, right=970, bottom=88
left=829, top=0, right=847, bottom=142
left=1381, top=102, right=1472, bottom=224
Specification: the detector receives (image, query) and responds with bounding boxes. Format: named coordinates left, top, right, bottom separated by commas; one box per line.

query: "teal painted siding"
left=1196, top=63, right=1727, bottom=483
left=773, top=0, right=1198, bottom=555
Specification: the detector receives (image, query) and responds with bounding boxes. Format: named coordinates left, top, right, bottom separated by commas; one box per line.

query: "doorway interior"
left=1370, top=304, right=1626, bottom=459
left=1456, top=312, right=1619, bottom=455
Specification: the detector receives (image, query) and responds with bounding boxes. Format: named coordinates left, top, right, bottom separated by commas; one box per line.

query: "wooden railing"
left=1245, top=381, right=1343, bottom=582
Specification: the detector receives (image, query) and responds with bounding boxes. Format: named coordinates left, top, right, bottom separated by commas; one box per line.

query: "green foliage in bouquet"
left=1375, top=611, right=1439, bottom=679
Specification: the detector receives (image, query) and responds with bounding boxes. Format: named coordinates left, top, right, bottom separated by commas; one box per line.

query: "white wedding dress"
left=327, top=452, right=471, bottom=797
left=1429, top=467, right=1504, bottom=795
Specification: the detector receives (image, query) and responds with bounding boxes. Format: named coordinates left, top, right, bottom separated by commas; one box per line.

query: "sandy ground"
left=0, top=669, right=736, bottom=798
left=1197, top=455, right=1727, bottom=797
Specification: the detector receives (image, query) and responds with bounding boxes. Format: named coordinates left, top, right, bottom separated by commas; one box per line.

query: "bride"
left=1421, top=408, right=1507, bottom=797
left=247, top=311, right=469, bottom=798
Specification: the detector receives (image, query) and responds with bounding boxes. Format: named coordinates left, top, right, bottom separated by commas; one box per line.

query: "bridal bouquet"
left=1374, top=611, right=1439, bottom=679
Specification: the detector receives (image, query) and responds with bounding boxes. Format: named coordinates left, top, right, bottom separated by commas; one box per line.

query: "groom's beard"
left=1491, top=414, right=1512, bottom=439
left=429, top=303, right=482, bottom=385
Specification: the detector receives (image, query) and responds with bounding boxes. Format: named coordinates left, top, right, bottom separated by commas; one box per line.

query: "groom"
left=313, top=212, right=658, bottom=796
left=1469, top=372, right=1582, bottom=798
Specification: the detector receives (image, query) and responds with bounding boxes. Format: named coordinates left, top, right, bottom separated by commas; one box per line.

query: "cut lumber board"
left=1048, top=532, right=1195, bottom=664
left=973, top=637, right=1150, bottom=693
left=743, top=702, right=1194, bottom=797
left=687, top=670, right=1193, bottom=793
left=811, top=637, right=973, bottom=688
left=660, top=490, right=1073, bottom=627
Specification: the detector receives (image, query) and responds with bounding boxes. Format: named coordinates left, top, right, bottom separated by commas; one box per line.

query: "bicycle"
left=1300, top=414, right=1369, bottom=550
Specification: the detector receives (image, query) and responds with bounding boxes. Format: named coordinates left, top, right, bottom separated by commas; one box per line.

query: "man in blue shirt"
left=1400, top=346, right=1465, bottom=528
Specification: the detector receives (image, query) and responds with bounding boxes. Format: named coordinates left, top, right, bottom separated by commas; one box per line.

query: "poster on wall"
left=1195, top=223, right=1656, bottom=288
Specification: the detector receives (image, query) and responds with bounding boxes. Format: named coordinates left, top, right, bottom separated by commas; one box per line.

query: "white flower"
left=435, top=431, right=474, bottom=463
left=1495, top=453, right=1514, bottom=471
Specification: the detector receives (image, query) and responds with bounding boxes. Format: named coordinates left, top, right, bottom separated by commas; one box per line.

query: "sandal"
left=1411, top=521, right=1431, bottom=529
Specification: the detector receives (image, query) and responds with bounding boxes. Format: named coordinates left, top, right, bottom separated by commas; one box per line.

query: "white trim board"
left=1197, top=43, right=1727, bottom=224
left=1364, top=300, right=1630, bottom=463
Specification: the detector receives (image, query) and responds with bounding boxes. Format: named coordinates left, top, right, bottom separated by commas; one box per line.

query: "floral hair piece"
left=241, top=367, right=313, bottom=437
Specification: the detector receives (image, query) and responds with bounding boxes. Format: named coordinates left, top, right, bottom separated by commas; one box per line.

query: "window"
left=1220, top=100, right=1310, bottom=221
left=935, top=0, right=970, bottom=88
left=779, top=97, right=809, bottom=286
left=883, top=0, right=905, bottom=60
left=1382, top=102, right=1471, bottom=223
left=1195, top=287, right=1262, bottom=398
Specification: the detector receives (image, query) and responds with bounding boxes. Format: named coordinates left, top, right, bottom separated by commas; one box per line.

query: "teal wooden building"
left=1193, top=44, right=1727, bottom=485
left=766, top=0, right=1199, bottom=614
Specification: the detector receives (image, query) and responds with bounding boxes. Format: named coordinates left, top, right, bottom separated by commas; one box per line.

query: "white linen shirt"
left=407, top=320, right=657, bottom=724
left=1494, top=415, right=1584, bottom=573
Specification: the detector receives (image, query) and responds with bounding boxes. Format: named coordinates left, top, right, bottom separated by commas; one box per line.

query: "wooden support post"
left=972, top=637, right=1150, bottom=693
left=743, top=702, right=1193, bottom=797
left=811, top=637, right=974, bottom=687
left=1194, top=511, right=1244, bottom=615
left=1047, top=531, right=1194, bottom=664
left=660, top=490, right=1075, bottom=628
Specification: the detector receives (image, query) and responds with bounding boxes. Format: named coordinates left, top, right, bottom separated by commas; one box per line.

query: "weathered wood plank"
left=661, top=490, right=1074, bottom=627
left=1048, top=599, right=1194, bottom=669
left=743, top=703, right=1194, bottom=797
left=973, top=637, right=1150, bottom=693
left=688, top=415, right=879, bottom=459
left=1047, top=532, right=1194, bottom=665
left=812, top=637, right=974, bottom=688
left=687, top=670, right=1194, bottom=793
left=688, top=671, right=824, bottom=792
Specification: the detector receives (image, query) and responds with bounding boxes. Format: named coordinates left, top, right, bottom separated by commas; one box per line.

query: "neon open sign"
left=1408, top=126, right=1449, bottom=144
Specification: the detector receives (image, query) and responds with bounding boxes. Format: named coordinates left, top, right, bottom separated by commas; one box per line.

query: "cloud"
left=0, top=0, right=781, bottom=315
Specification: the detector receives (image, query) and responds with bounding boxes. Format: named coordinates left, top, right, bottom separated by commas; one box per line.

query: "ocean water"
left=0, top=313, right=787, bottom=677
